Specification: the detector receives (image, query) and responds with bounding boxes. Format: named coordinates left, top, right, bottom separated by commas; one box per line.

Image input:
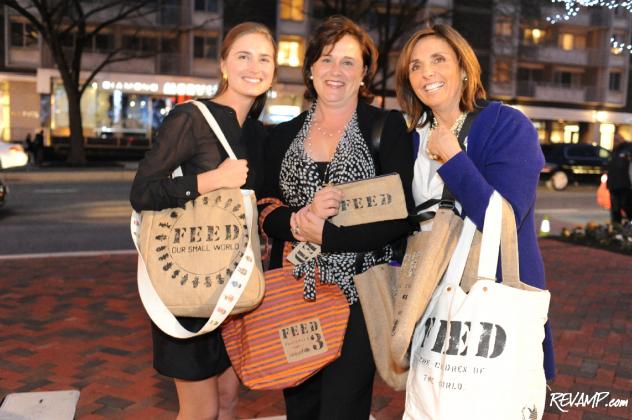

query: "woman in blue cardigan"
left=395, top=24, right=555, bottom=381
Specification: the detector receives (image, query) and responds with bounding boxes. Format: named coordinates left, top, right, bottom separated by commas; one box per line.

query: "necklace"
left=430, top=112, right=468, bottom=137
left=306, top=119, right=347, bottom=187
left=305, top=118, right=347, bottom=164
left=312, top=120, right=344, bottom=138
left=426, top=112, right=468, bottom=161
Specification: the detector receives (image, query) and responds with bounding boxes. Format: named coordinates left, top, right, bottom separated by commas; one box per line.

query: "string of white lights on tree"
left=545, top=0, right=632, bottom=54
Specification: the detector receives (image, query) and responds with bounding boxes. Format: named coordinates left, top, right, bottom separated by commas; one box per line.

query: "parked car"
left=0, top=142, right=28, bottom=170
left=540, top=144, right=610, bottom=190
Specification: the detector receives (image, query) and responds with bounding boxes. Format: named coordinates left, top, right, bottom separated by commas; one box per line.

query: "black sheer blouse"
left=130, top=100, right=266, bottom=212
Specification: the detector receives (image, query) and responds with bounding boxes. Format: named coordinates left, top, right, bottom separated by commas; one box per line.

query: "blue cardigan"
left=418, top=101, right=555, bottom=380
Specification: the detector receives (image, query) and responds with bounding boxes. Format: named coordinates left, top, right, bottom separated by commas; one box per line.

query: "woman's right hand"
left=309, top=186, right=343, bottom=219
left=197, top=158, right=249, bottom=194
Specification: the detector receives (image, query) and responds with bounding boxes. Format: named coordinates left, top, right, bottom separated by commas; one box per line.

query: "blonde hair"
left=396, top=25, right=486, bottom=131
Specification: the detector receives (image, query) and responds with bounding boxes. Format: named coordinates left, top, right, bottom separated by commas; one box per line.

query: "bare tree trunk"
left=64, top=84, right=87, bottom=165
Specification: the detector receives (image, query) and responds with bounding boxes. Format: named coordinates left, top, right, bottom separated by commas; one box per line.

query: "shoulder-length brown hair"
left=302, top=15, right=378, bottom=103
left=396, top=24, right=486, bottom=131
left=214, top=22, right=277, bottom=119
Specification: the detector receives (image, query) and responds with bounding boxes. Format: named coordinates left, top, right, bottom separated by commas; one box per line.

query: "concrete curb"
left=1, top=169, right=136, bottom=183
left=0, top=249, right=137, bottom=260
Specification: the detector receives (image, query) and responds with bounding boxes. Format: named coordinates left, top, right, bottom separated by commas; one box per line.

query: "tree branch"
left=3, top=0, right=48, bottom=39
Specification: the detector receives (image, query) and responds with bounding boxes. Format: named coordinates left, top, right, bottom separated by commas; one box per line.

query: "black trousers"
left=610, top=188, right=632, bottom=224
left=283, top=301, right=376, bottom=420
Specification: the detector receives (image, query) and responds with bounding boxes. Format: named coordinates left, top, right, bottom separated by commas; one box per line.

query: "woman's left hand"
left=427, top=124, right=462, bottom=163
left=293, top=206, right=325, bottom=245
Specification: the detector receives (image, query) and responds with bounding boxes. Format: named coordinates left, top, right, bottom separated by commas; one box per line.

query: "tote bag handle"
left=477, top=191, right=521, bottom=287
left=442, top=191, right=521, bottom=289
left=189, top=100, right=238, bottom=159
left=131, top=100, right=256, bottom=338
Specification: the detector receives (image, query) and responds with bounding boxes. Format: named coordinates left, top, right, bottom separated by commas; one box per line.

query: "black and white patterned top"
left=279, top=103, right=392, bottom=304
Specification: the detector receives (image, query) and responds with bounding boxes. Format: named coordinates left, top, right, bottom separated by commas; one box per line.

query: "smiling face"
left=311, top=34, right=366, bottom=108
left=408, top=35, right=464, bottom=116
left=220, top=32, right=275, bottom=100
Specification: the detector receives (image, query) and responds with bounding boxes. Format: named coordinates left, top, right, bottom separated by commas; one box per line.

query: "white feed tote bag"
left=404, top=191, right=550, bottom=420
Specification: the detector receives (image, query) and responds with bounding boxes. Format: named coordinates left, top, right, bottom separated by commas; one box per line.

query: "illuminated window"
left=563, top=124, right=579, bottom=143
left=280, top=0, right=304, bottom=21
left=611, top=33, right=625, bottom=55
left=559, top=33, right=574, bottom=51
left=278, top=36, right=304, bottom=67
left=494, top=20, right=512, bottom=37
left=600, top=123, right=615, bottom=150
left=0, top=81, right=10, bottom=142
left=493, top=60, right=511, bottom=83
left=532, top=121, right=547, bottom=143
left=523, top=28, right=545, bottom=45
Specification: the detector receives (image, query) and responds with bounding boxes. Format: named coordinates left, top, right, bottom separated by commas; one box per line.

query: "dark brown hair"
left=214, top=22, right=277, bottom=119
left=396, top=24, right=487, bottom=131
left=302, top=15, right=378, bottom=102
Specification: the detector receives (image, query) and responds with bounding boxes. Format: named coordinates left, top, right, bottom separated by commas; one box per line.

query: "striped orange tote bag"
left=221, top=264, right=349, bottom=390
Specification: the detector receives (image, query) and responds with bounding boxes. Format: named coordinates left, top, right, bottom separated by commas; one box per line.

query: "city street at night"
left=2, top=0, right=632, bottom=418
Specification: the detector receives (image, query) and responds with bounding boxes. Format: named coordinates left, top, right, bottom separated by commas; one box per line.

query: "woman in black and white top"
left=130, top=23, right=276, bottom=420
left=261, top=15, right=414, bottom=420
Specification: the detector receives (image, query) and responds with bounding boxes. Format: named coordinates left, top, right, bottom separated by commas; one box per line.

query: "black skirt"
left=151, top=317, right=231, bottom=381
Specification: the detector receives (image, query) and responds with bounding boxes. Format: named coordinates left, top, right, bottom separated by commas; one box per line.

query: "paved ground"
left=0, top=239, right=630, bottom=419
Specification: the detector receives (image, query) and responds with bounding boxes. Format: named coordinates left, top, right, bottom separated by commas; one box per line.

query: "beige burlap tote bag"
left=354, top=208, right=463, bottom=388
left=390, top=208, right=465, bottom=370
left=354, top=263, right=408, bottom=390
left=130, top=101, right=263, bottom=339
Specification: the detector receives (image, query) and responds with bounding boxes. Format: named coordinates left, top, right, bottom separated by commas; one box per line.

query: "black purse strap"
left=368, top=110, right=392, bottom=170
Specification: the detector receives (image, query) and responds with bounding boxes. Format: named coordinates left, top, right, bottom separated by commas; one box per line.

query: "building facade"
left=0, top=0, right=312, bottom=153
left=452, top=0, right=632, bottom=149
left=2, top=0, right=632, bottom=153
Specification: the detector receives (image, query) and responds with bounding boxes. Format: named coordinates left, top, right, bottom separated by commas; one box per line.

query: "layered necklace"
left=430, top=111, right=468, bottom=137
left=426, top=112, right=468, bottom=161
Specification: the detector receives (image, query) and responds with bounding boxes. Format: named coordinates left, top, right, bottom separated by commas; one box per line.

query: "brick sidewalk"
left=0, top=239, right=630, bottom=419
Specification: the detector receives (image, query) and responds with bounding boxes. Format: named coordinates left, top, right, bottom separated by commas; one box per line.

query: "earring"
left=309, top=74, right=314, bottom=80
left=360, top=81, right=365, bottom=86
left=463, top=75, right=468, bottom=82
left=222, top=73, right=228, bottom=81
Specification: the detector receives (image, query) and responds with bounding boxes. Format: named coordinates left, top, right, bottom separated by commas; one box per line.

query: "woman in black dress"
left=130, top=22, right=276, bottom=420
